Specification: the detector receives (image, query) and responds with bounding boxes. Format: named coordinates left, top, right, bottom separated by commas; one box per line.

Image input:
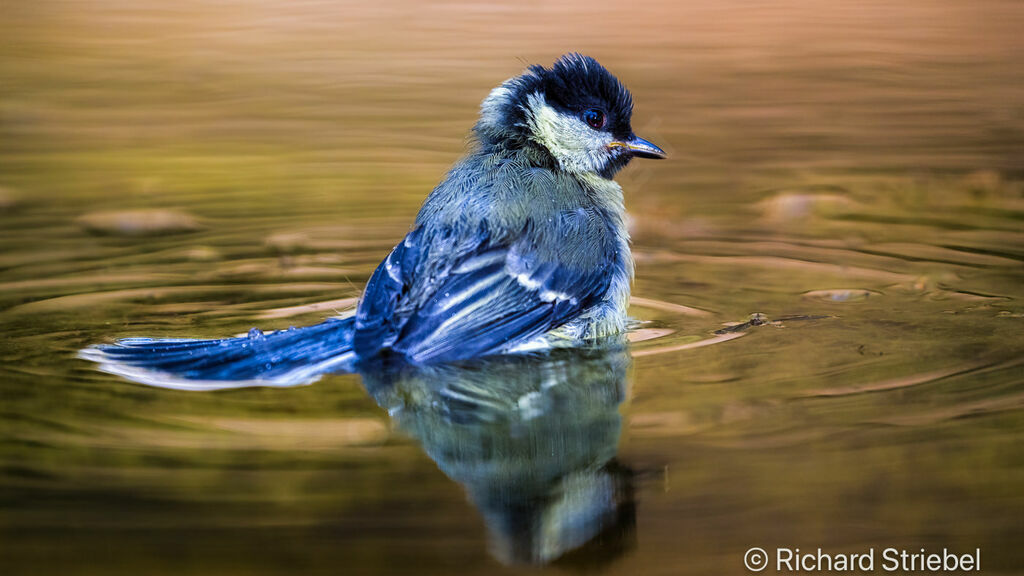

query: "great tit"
left=82, top=53, right=665, bottom=387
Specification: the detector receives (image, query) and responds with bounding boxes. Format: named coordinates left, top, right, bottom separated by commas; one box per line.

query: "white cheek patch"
left=523, top=92, right=613, bottom=174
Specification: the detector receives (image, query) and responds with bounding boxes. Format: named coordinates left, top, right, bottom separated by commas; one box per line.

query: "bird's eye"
left=582, top=108, right=605, bottom=130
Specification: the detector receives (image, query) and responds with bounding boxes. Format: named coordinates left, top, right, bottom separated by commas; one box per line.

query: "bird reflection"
left=359, top=339, right=636, bottom=565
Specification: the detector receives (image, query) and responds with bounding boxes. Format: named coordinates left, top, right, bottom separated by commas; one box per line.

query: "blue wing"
left=353, top=223, right=615, bottom=364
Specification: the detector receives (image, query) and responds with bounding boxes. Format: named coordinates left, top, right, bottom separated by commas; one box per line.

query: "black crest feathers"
left=529, top=54, right=634, bottom=138
left=475, top=54, right=636, bottom=147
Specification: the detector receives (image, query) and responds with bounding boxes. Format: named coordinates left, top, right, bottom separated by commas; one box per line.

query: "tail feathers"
left=80, top=317, right=357, bottom=390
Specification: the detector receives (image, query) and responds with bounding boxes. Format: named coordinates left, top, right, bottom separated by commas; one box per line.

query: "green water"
left=1, top=1, right=1023, bottom=574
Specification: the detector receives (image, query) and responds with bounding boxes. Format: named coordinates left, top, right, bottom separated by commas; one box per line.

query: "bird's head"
left=475, top=53, right=665, bottom=179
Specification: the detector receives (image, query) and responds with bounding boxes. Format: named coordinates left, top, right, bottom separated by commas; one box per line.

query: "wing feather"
left=354, top=224, right=614, bottom=364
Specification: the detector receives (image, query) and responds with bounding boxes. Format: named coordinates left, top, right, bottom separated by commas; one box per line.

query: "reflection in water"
left=360, top=340, right=635, bottom=565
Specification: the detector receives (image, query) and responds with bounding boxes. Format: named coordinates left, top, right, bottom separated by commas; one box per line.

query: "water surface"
left=1, top=1, right=1023, bottom=574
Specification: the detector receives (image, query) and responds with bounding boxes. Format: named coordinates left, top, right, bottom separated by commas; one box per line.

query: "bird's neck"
left=473, top=132, right=555, bottom=169
left=470, top=143, right=628, bottom=217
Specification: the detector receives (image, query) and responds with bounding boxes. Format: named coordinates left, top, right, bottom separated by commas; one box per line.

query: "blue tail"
left=80, top=317, right=357, bottom=390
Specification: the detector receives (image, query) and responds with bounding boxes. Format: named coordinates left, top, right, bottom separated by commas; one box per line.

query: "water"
left=2, top=1, right=1023, bottom=574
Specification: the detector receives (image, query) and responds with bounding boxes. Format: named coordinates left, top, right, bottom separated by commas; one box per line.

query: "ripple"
left=632, top=332, right=747, bottom=358
left=626, top=328, right=676, bottom=343
left=757, top=189, right=858, bottom=222
left=630, top=296, right=712, bottom=318
left=258, top=297, right=359, bottom=319
left=76, top=209, right=203, bottom=236
left=802, top=289, right=880, bottom=302
left=0, top=185, right=19, bottom=210
left=3, top=283, right=347, bottom=315
left=803, top=359, right=990, bottom=397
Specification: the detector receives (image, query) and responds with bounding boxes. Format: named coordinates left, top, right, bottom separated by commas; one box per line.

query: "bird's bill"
left=609, top=136, right=667, bottom=159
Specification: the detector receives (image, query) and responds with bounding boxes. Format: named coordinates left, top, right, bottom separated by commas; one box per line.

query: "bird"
left=81, top=53, right=666, bottom=388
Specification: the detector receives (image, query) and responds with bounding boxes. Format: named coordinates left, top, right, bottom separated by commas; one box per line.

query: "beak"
left=609, top=135, right=667, bottom=159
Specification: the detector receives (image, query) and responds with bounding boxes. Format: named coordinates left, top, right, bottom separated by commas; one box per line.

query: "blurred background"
left=1, top=0, right=1022, bottom=574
